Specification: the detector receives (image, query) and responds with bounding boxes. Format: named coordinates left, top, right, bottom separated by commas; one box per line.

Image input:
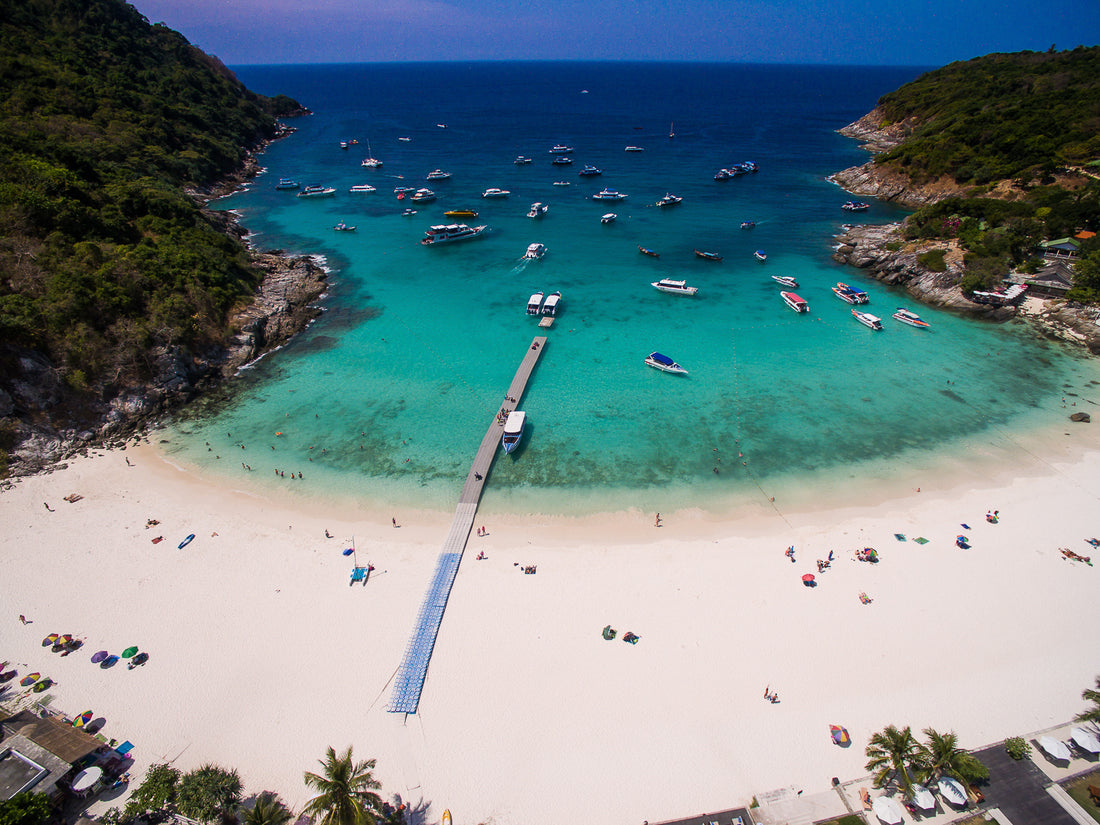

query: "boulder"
left=1070, top=412, right=1091, bottom=423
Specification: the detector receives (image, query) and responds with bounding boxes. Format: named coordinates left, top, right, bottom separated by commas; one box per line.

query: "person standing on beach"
left=655, top=513, right=661, bottom=527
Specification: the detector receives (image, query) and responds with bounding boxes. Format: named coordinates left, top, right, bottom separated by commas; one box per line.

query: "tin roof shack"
left=0, top=710, right=101, bottom=800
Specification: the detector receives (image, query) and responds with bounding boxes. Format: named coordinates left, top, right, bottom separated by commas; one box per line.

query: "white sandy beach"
left=2, top=419, right=1099, bottom=825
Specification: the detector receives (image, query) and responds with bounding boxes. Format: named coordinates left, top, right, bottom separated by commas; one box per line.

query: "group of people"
left=763, top=686, right=780, bottom=704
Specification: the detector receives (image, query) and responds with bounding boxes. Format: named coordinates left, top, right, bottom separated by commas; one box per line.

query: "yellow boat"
left=444, top=209, right=478, bottom=218
left=442, top=810, right=452, bottom=825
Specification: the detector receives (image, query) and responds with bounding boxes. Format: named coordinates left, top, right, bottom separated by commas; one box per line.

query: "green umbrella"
left=121, top=646, right=139, bottom=658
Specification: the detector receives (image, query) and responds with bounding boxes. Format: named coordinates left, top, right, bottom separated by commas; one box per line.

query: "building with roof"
left=1039, top=237, right=1081, bottom=259
left=1009, top=259, right=1076, bottom=297
left=0, top=710, right=102, bottom=800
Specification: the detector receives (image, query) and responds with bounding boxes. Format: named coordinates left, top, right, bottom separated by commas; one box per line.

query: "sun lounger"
left=860, top=787, right=872, bottom=810
left=349, top=566, right=369, bottom=586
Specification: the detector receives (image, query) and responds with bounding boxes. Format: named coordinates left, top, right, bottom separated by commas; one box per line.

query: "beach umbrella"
left=128, top=652, right=149, bottom=669
left=871, top=796, right=904, bottom=825
left=20, top=672, right=40, bottom=686
left=1038, top=735, right=1071, bottom=761
left=830, top=725, right=850, bottom=745
left=56, top=634, right=72, bottom=645
left=73, top=710, right=93, bottom=728
left=937, top=776, right=967, bottom=806
left=802, top=573, right=816, bottom=586
left=342, top=548, right=355, bottom=556
left=121, top=646, right=139, bottom=658
left=90, top=650, right=108, bottom=664
left=100, top=655, right=120, bottom=669
left=909, top=784, right=936, bottom=811
left=1070, top=727, right=1100, bottom=754
left=42, top=633, right=59, bottom=647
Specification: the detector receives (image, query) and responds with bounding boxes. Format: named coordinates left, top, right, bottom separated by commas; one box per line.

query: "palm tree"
left=302, top=746, right=384, bottom=825
left=913, top=728, right=989, bottom=787
left=242, top=792, right=293, bottom=825
left=1075, top=675, right=1100, bottom=724
left=865, top=724, right=921, bottom=794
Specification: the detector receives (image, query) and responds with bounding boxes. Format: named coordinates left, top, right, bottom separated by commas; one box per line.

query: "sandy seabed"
left=1, top=417, right=1099, bottom=825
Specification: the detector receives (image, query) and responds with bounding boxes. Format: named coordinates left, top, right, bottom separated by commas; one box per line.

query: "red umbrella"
left=802, top=573, right=816, bottom=586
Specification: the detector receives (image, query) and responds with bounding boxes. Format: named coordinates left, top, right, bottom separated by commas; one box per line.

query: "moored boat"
left=527, top=202, right=549, bottom=218
left=754, top=250, right=767, bottom=262
left=420, top=224, right=488, bottom=245
left=842, top=201, right=870, bottom=212
left=444, top=208, right=478, bottom=217
left=832, top=282, right=869, bottom=304
left=297, top=185, right=336, bottom=198
left=426, top=169, right=452, bottom=180
left=600, top=213, right=617, bottom=224
left=781, top=291, right=809, bottom=313
left=714, top=169, right=730, bottom=181
left=482, top=188, right=510, bottom=198
left=592, top=188, right=627, bottom=201
left=334, top=222, right=356, bottom=231
left=275, top=178, right=300, bottom=190
left=852, top=309, right=883, bottom=330
left=502, top=410, right=527, bottom=454
left=526, top=292, right=544, bottom=315
left=651, top=278, right=698, bottom=296
left=549, top=145, right=574, bottom=154
left=694, top=250, right=722, bottom=261
left=772, top=275, right=798, bottom=288
left=893, top=307, right=930, bottom=328
left=514, top=156, right=533, bottom=165
left=541, top=291, right=561, bottom=316
left=524, top=242, right=547, bottom=260
left=361, top=156, right=382, bottom=168
left=638, top=246, right=659, bottom=258
left=552, top=181, right=570, bottom=186
left=394, top=186, right=416, bottom=195
left=410, top=188, right=436, bottom=203
left=624, top=146, right=644, bottom=152
left=645, top=352, right=688, bottom=375
left=349, top=184, right=376, bottom=193
left=656, top=193, right=682, bottom=207
left=579, top=165, right=603, bottom=176
left=551, top=156, right=574, bottom=165
left=740, top=220, right=755, bottom=229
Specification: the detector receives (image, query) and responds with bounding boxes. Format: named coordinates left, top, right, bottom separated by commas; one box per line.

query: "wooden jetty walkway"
left=387, top=336, right=547, bottom=715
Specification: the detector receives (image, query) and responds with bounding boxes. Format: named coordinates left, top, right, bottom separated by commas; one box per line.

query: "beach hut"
left=1038, top=735, right=1072, bottom=761
left=871, top=795, right=904, bottom=824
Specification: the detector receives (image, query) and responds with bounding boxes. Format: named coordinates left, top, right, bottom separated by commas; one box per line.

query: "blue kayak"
left=178, top=534, right=195, bottom=549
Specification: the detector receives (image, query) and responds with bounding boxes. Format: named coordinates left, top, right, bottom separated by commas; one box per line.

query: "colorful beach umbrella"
left=90, top=650, right=108, bottom=664
left=100, top=655, right=120, bottom=669
left=20, top=672, right=40, bottom=686
left=56, top=634, right=73, bottom=645
left=74, top=710, right=93, bottom=728
left=42, top=633, right=59, bottom=647
left=121, top=646, right=139, bottom=658
left=830, top=725, right=850, bottom=745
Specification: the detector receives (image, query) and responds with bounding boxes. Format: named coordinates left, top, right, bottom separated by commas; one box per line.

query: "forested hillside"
left=0, top=0, right=302, bottom=447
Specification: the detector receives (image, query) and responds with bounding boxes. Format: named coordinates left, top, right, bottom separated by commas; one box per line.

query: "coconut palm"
left=242, top=792, right=293, bottom=825
left=1075, top=675, right=1100, bottom=724
left=302, top=746, right=384, bottom=825
left=865, top=724, right=921, bottom=793
left=913, top=728, right=989, bottom=786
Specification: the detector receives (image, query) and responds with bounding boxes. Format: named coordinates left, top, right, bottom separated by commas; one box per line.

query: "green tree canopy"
left=865, top=724, right=922, bottom=794
left=302, top=746, right=385, bottom=825
left=1076, top=675, right=1100, bottom=724
left=0, top=792, right=53, bottom=825
left=177, top=763, right=243, bottom=823
left=123, top=762, right=181, bottom=821
left=913, top=728, right=989, bottom=786
left=241, top=792, right=294, bottom=825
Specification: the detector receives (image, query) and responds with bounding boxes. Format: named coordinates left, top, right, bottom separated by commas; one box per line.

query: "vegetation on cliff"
left=873, top=46, right=1100, bottom=186
left=0, top=0, right=302, bottom=416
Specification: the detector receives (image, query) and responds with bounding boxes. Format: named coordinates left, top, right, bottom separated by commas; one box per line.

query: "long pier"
left=387, top=336, right=547, bottom=715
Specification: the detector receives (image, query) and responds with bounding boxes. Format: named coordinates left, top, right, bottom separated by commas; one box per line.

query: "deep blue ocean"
left=159, top=62, right=1100, bottom=514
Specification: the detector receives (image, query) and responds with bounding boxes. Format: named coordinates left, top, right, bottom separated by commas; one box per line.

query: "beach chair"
left=860, top=787, right=872, bottom=810
left=350, top=566, right=369, bottom=586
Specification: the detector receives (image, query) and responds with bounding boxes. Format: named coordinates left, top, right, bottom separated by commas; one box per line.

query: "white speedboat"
left=592, top=188, right=627, bottom=201
left=579, top=165, right=602, bottom=177
left=482, top=188, right=510, bottom=198
left=526, top=292, right=544, bottom=315
left=842, top=201, right=870, bottom=212
left=410, top=188, right=436, bottom=203
left=527, top=202, right=549, bottom=218
left=624, top=146, right=644, bottom=152
left=601, top=213, right=617, bottom=224
left=552, top=181, right=570, bottom=186
left=420, top=224, right=488, bottom=245
left=297, top=185, right=336, bottom=198
left=651, top=278, right=698, bottom=296
left=772, top=275, right=798, bottom=288
left=361, top=156, right=382, bottom=168
left=645, top=352, right=688, bottom=375
left=781, top=291, right=809, bottom=313
left=655, top=193, right=682, bottom=207
left=549, top=145, right=574, bottom=154
left=832, top=282, right=869, bottom=304
left=524, top=243, right=547, bottom=260
left=398, top=136, right=412, bottom=142
left=333, top=222, right=356, bottom=231
left=541, top=291, right=561, bottom=316
left=502, top=410, right=526, bottom=454
left=852, top=309, right=883, bottom=330
left=349, top=184, right=376, bottom=193
left=754, top=250, right=767, bottom=261
left=551, top=156, right=573, bottom=166
left=426, top=169, right=452, bottom=180
left=514, top=156, right=533, bottom=165
left=893, top=308, right=930, bottom=328
left=275, top=178, right=300, bottom=190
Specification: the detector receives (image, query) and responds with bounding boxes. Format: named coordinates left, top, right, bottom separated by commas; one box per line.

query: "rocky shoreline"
left=1, top=119, right=330, bottom=479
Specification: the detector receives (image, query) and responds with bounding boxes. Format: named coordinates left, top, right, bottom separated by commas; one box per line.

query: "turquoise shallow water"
left=160, top=62, right=1100, bottom=515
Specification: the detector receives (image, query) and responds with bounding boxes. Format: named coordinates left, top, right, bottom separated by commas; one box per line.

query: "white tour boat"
left=601, top=213, right=617, bottom=224
left=425, top=169, right=452, bottom=180
left=893, top=308, right=930, bottom=328
left=420, top=224, right=488, bottom=245
left=624, top=146, right=645, bottom=152
left=541, top=291, right=561, bottom=316
left=410, top=188, right=436, bottom=203
left=502, top=410, right=527, bottom=454
left=645, top=352, right=688, bottom=375
left=349, top=184, right=376, bottom=193
left=297, top=185, right=336, bottom=198
left=852, top=309, right=884, bottom=330
left=592, top=188, right=627, bottom=201
left=527, top=202, right=549, bottom=218
left=482, top=188, right=510, bottom=198
left=526, top=292, right=545, bottom=315
left=651, top=278, right=698, bottom=296
left=524, top=243, right=547, bottom=260
left=772, top=275, right=798, bottom=288
left=781, top=291, right=809, bottom=313
left=832, top=282, right=869, bottom=304
left=655, top=193, right=682, bottom=207
left=275, top=178, right=300, bottom=190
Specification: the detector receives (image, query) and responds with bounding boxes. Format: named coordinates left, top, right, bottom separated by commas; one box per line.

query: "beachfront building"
left=1038, top=237, right=1081, bottom=260
left=1009, top=260, right=1076, bottom=297
left=0, top=709, right=101, bottom=802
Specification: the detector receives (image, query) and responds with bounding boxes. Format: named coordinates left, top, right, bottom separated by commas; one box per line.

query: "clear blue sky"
left=129, top=0, right=1097, bottom=67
